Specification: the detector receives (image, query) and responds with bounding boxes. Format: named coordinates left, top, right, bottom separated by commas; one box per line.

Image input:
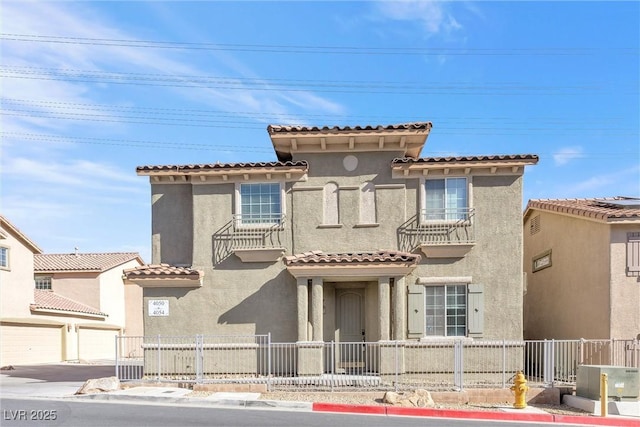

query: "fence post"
left=454, top=340, right=463, bottom=390
left=115, top=335, right=119, bottom=379
left=502, top=339, right=506, bottom=389
left=156, top=334, right=161, bottom=381
left=330, top=341, right=334, bottom=393
left=395, top=340, right=399, bottom=393
left=267, top=333, right=272, bottom=392
left=543, top=339, right=555, bottom=386
left=195, top=334, right=203, bottom=383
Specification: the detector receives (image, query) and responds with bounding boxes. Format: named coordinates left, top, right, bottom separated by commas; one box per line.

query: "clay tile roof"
left=284, top=250, right=421, bottom=266
left=526, top=197, right=640, bottom=221
left=34, top=252, right=143, bottom=273
left=392, top=154, right=539, bottom=164
left=136, top=160, right=308, bottom=173
left=268, top=122, right=432, bottom=134
left=31, top=290, right=107, bottom=317
left=123, top=263, right=203, bottom=279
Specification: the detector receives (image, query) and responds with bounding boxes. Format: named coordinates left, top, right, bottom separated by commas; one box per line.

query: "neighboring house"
left=125, top=120, right=538, bottom=371
left=523, top=197, right=640, bottom=340
left=0, top=215, right=144, bottom=365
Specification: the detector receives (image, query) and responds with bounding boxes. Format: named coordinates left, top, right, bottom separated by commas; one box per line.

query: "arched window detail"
left=323, top=182, right=339, bottom=225
left=360, top=181, right=376, bottom=224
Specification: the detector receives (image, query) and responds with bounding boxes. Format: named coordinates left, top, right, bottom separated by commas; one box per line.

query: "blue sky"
left=1, top=1, right=638, bottom=263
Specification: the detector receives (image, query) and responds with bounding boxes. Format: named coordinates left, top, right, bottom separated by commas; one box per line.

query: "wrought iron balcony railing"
left=231, top=213, right=285, bottom=250
left=417, top=207, right=475, bottom=245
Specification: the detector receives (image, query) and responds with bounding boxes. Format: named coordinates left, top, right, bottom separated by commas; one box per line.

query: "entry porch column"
left=296, top=277, right=309, bottom=342
left=378, top=277, right=391, bottom=341
left=311, top=277, right=324, bottom=341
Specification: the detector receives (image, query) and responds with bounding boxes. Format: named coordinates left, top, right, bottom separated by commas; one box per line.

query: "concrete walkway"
left=1, top=363, right=638, bottom=426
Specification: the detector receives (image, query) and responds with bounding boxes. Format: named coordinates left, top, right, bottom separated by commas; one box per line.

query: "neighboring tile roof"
left=136, top=160, right=308, bottom=173
left=34, top=252, right=143, bottom=273
left=0, top=215, right=42, bottom=254
left=284, top=250, right=421, bottom=266
left=526, top=197, right=640, bottom=221
left=31, top=290, right=107, bottom=317
left=268, top=122, right=432, bottom=134
left=123, top=263, right=203, bottom=279
left=392, top=154, right=539, bottom=164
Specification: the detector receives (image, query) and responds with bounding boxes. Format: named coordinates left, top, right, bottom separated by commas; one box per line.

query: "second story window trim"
left=420, top=176, right=472, bottom=224
left=35, top=275, right=52, bottom=290
left=234, top=181, right=286, bottom=228
left=0, top=246, right=9, bottom=270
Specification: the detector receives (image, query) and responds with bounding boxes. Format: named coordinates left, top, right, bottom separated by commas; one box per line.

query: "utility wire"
left=3, top=33, right=636, bottom=56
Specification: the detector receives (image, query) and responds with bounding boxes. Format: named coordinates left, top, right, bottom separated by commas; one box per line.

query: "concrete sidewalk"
left=1, top=364, right=638, bottom=426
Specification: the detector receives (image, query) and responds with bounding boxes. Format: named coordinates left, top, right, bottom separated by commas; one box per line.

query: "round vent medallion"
left=343, top=155, right=358, bottom=171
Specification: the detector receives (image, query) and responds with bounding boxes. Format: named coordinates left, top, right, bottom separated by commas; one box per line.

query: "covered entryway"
left=78, top=327, right=119, bottom=361
left=336, top=288, right=365, bottom=372
left=0, top=322, right=63, bottom=365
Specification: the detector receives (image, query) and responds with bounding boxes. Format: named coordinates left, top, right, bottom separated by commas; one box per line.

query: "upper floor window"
left=35, top=276, right=52, bottom=290
left=237, top=183, right=282, bottom=226
left=0, top=246, right=8, bottom=269
left=424, top=177, right=468, bottom=221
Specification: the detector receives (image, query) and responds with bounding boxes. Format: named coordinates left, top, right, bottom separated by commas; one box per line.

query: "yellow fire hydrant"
left=510, top=371, right=529, bottom=409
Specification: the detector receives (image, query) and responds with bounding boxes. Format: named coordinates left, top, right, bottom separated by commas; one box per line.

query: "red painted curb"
left=386, top=406, right=553, bottom=422
left=312, top=402, right=386, bottom=415
left=312, top=402, right=639, bottom=425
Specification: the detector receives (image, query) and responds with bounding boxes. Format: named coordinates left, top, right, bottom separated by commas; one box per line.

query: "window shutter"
left=467, top=284, right=484, bottom=338
left=628, top=233, right=640, bottom=273
left=407, top=285, right=424, bottom=338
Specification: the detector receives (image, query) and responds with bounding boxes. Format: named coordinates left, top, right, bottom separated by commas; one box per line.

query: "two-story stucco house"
left=125, top=121, right=538, bottom=376
left=523, top=197, right=640, bottom=340
left=0, top=215, right=144, bottom=365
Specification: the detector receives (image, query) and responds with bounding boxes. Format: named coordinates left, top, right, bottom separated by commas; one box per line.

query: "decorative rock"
left=75, top=376, right=120, bottom=394
left=383, top=389, right=435, bottom=407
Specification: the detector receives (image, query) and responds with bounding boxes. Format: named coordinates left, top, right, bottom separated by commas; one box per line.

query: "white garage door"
left=0, top=323, right=63, bottom=365
left=78, top=328, right=119, bottom=361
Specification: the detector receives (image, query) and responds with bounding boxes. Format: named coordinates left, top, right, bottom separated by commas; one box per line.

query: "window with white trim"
left=238, top=183, right=282, bottom=226
left=627, top=232, right=640, bottom=277
left=35, top=276, right=52, bottom=290
left=425, top=177, right=468, bottom=221
left=425, top=285, right=467, bottom=336
left=407, top=283, right=483, bottom=339
left=0, top=246, right=8, bottom=269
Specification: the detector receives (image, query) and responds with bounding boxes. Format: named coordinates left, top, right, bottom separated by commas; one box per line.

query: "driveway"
left=0, top=362, right=115, bottom=398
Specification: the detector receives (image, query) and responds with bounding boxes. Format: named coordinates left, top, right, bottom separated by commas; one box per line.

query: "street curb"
left=311, top=402, right=639, bottom=426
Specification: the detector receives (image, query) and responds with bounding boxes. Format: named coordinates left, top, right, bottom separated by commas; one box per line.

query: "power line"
left=1, top=98, right=630, bottom=124
left=3, top=33, right=636, bottom=56
left=2, top=132, right=636, bottom=158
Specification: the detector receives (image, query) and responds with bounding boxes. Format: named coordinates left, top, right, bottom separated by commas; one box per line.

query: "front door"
left=336, top=288, right=365, bottom=372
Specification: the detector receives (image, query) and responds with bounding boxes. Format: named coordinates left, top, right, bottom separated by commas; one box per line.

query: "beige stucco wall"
left=52, top=273, right=101, bottom=309
left=523, top=211, right=611, bottom=339
left=0, top=226, right=36, bottom=318
left=144, top=150, right=528, bottom=342
left=609, top=225, right=640, bottom=339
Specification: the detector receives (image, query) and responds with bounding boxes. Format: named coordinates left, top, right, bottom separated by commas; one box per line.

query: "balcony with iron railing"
left=397, top=207, right=475, bottom=258
left=230, top=213, right=287, bottom=262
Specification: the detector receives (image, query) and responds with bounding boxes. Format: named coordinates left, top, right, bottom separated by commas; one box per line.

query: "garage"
left=78, top=327, right=119, bottom=361
left=0, top=323, right=63, bottom=365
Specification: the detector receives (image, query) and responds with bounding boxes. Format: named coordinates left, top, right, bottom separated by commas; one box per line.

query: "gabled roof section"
left=524, top=197, right=640, bottom=223
left=392, top=154, right=539, bottom=178
left=136, top=160, right=308, bottom=184
left=34, top=252, right=143, bottom=273
left=268, top=122, right=433, bottom=161
left=0, top=215, right=42, bottom=254
left=123, top=264, right=204, bottom=288
left=31, top=289, right=107, bottom=318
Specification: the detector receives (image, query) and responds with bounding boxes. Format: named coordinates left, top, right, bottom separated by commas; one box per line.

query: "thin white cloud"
left=564, top=165, right=640, bottom=196
left=373, top=0, right=463, bottom=35
left=553, top=146, right=584, bottom=166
